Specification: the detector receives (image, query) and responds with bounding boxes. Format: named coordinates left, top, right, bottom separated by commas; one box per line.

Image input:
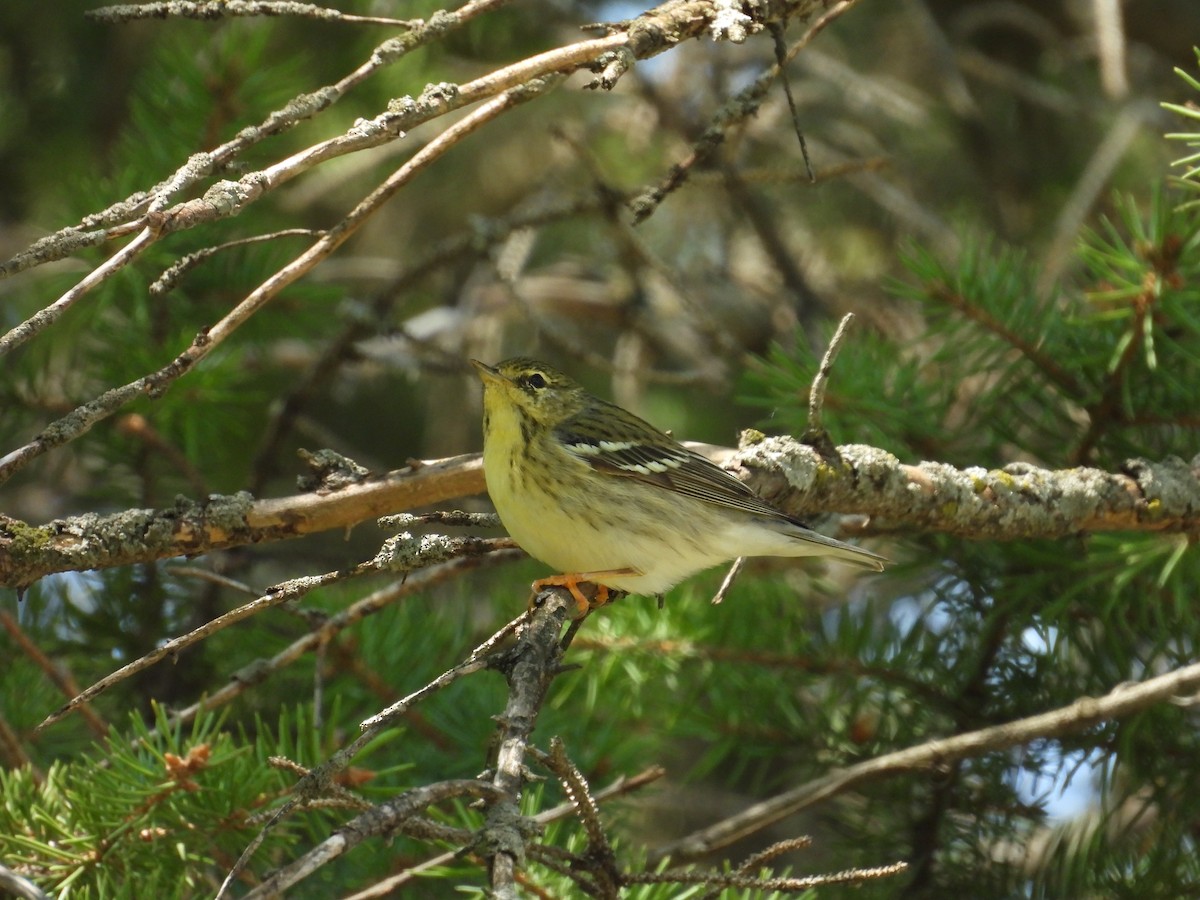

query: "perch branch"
left=5, top=442, right=1198, bottom=591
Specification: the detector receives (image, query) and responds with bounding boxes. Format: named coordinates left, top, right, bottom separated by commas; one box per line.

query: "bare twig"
left=149, top=229, right=320, bottom=296
left=339, top=766, right=667, bottom=898
left=35, top=570, right=344, bottom=734
left=709, top=556, right=745, bottom=605
left=239, top=780, right=505, bottom=899
left=629, top=0, right=861, bottom=224
left=625, top=860, right=908, bottom=892
left=805, top=311, right=855, bottom=437
left=0, top=224, right=159, bottom=356
left=544, top=737, right=615, bottom=858
left=0, top=75, right=561, bottom=487
left=0, top=0, right=847, bottom=497
left=1092, top=0, right=1129, bottom=99
left=696, top=836, right=817, bottom=900
left=36, top=533, right=510, bottom=733
left=652, top=657, right=1200, bottom=863
left=768, top=22, right=814, bottom=182
left=89, top=1, right=420, bottom=27
left=163, top=566, right=258, bottom=597
left=0, top=0, right=524, bottom=276
left=0, top=863, right=50, bottom=900
left=220, top=588, right=574, bottom=899
left=359, top=604, right=530, bottom=732
left=216, top=599, right=537, bottom=898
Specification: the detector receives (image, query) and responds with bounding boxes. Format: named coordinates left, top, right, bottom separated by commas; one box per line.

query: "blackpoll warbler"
left=472, top=357, right=885, bottom=614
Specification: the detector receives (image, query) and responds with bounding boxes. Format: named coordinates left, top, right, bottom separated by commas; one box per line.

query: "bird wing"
left=555, top=410, right=789, bottom=521
left=556, top=404, right=887, bottom=571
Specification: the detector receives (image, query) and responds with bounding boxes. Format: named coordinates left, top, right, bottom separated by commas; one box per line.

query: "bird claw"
left=529, top=569, right=638, bottom=619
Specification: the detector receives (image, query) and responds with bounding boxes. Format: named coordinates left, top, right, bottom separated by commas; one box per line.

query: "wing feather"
left=556, top=413, right=790, bottom=521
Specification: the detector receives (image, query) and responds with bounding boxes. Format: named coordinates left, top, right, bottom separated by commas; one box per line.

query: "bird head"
left=471, top=357, right=587, bottom=430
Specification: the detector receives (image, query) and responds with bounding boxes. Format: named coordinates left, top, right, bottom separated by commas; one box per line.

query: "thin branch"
left=0, top=76, right=560, bottom=487
left=1092, top=0, right=1129, bottom=99
left=0, top=224, right=159, bottom=356
left=625, top=861, right=908, bottom=892
left=709, top=556, right=745, bottom=605
left=0, top=55, right=608, bottom=396
left=89, top=1, right=420, bottom=27
left=0, top=0, right=515, bottom=275
left=35, top=533, right=510, bottom=733
left=149, top=228, right=320, bottom=296
left=35, top=570, right=343, bottom=734
left=216, top=599, right=536, bottom=897
left=359, top=602, right=529, bottom=732
left=0, top=1, right=844, bottom=492
left=165, top=551, right=519, bottom=730
left=221, top=588, right=573, bottom=899
left=339, top=766, right=667, bottom=899
left=805, top=312, right=855, bottom=437
left=238, top=780, right=506, bottom=899
left=543, top=737, right=616, bottom=861
left=629, top=0, right=861, bottom=224
left=651, top=656, right=1200, bottom=863
left=768, top=21, right=815, bottom=182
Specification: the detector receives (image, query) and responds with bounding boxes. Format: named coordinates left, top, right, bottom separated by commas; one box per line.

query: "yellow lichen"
left=4, top=521, right=53, bottom=552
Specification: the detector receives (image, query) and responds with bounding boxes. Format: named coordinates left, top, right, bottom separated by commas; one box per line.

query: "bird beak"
left=470, top=359, right=506, bottom=386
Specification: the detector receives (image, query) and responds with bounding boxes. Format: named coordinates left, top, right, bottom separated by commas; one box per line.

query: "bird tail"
left=783, top=522, right=887, bottom=572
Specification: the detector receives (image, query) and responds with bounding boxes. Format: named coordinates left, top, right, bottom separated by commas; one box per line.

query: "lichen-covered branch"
left=3, top=439, right=1198, bottom=590
left=735, top=435, right=1200, bottom=540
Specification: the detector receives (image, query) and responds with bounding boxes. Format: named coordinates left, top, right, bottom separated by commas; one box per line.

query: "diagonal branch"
left=0, top=76, right=558, bottom=487
left=653, top=654, right=1200, bottom=863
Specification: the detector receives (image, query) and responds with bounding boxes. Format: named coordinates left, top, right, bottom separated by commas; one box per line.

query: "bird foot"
left=530, top=569, right=639, bottom=618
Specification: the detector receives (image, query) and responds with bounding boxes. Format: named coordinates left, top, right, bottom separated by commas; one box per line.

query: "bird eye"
left=526, top=372, right=547, bottom=390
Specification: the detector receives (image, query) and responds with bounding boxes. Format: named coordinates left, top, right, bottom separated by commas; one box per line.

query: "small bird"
left=472, top=357, right=885, bottom=615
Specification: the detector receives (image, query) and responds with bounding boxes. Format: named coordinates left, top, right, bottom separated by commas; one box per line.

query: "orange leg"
left=530, top=569, right=640, bottom=618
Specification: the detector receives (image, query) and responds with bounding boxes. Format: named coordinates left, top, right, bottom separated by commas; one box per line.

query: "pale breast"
left=483, top=436, right=728, bottom=594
